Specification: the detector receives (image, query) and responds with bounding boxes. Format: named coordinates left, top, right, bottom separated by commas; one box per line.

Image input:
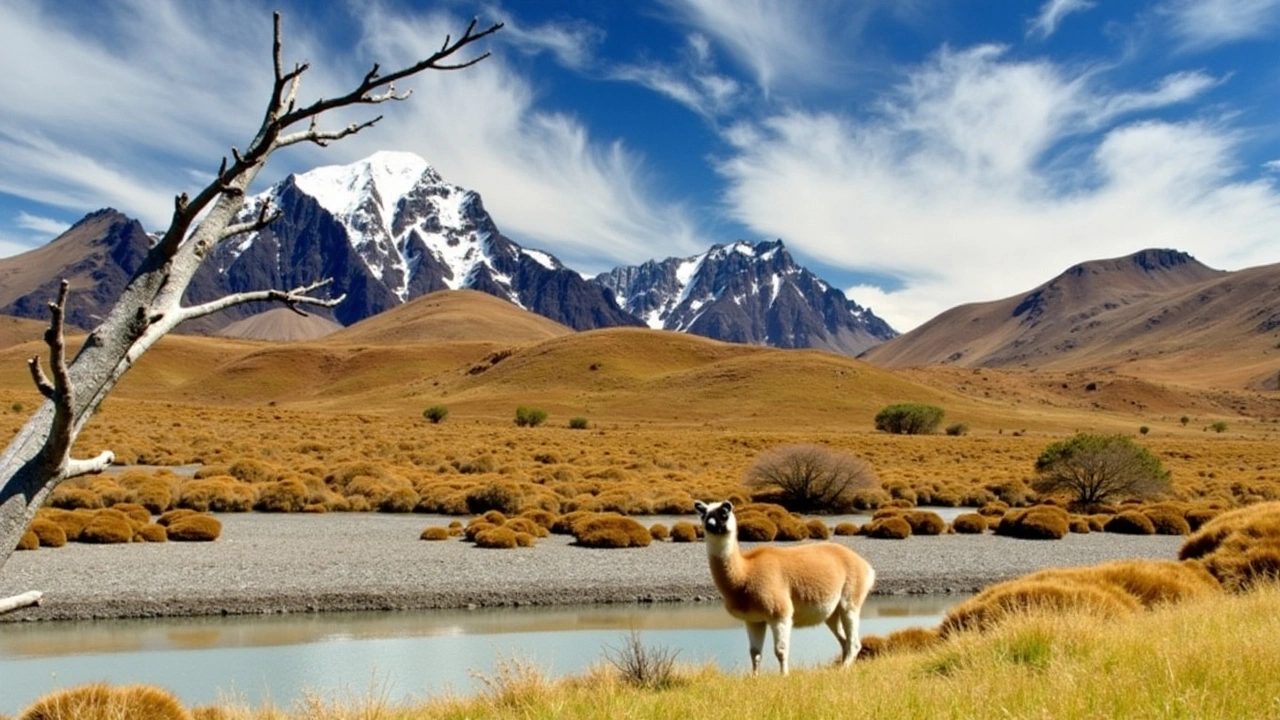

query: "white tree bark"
left=0, top=12, right=502, bottom=610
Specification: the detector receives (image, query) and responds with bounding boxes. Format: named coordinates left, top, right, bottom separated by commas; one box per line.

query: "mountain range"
left=0, top=151, right=897, bottom=353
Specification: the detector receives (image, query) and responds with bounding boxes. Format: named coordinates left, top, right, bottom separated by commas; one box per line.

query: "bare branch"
left=219, top=200, right=280, bottom=241
left=65, top=450, right=115, bottom=479
left=27, top=357, right=54, bottom=399
left=175, top=279, right=345, bottom=324
left=44, top=281, right=72, bottom=406
left=278, top=117, right=382, bottom=149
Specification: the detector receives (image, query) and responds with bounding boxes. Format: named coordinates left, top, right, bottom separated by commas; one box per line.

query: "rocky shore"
left=0, top=513, right=1186, bottom=622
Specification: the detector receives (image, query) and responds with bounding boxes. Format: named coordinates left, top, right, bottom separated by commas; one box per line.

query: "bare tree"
left=0, top=12, right=502, bottom=610
left=745, top=444, right=878, bottom=513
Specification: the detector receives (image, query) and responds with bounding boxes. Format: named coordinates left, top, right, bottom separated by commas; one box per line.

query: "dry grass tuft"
left=1179, top=502, right=1280, bottom=591
left=861, top=515, right=912, bottom=539
left=420, top=526, right=451, bottom=541
left=669, top=521, right=699, bottom=542
left=950, top=513, right=987, bottom=534
left=166, top=514, right=222, bottom=542
left=903, top=510, right=946, bottom=536
left=1103, top=510, right=1156, bottom=535
left=573, top=515, right=652, bottom=548
left=29, top=519, right=67, bottom=548
left=79, top=511, right=135, bottom=544
left=18, top=683, right=192, bottom=720
left=994, top=505, right=1069, bottom=540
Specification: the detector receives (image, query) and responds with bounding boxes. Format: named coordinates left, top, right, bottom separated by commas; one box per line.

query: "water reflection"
left=0, top=595, right=963, bottom=713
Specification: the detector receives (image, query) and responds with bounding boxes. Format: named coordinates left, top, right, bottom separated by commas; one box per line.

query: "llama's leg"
left=826, top=612, right=852, bottom=665
left=746, top=621, right=767, bottom=674
left=843, top=604, right=862, bottom=664
left=770, top=617, right=793, bottom=675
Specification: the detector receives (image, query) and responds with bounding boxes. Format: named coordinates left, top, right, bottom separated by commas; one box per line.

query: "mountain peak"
left=291, top=150, right=442, bottom=222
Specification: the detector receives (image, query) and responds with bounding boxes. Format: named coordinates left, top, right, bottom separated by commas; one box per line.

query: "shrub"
left=1104, top=510, right=1156, bottom=535
left=254, top=480, right=308, bottom=513
left=17, top=683, right=192, bottom=720
left=568, top=416, right=589, bottom=430
left=514, top=406, right=548, bottom=427
left=604, top=629, right=681, bottom=690
left=574, top=516, right=652, bottom=548
left=874, top=403, right=945, bottom=435
left=420, top=526, right=451, bottom=541
left=862, top=516, right=912, bottom=539
left=134, top=524, right=169, bottom=543
left=29, top=519, right=67, bottom=548
left=1139, top=425, right=1150, bottom=435
left=423, top=405, right=449, bottom=424
left=903, top=510, right=946, bottom=536
left=475, top=526, right=520, bottom=549
left=805, top=519, right=831, bottom=539
left=79, top=511, right=135, bottom=544
left=669, top=521, right=699, bottom=542
left=950, top=513, right=987, bottom=534
left=166, top=515, right=222, bottom=542
left=944, top=422, right=969, bottom=436
left=1031, top=433, right=1171, bottom=508
left=735, top=513, right=778, bottom=541
left=995, top=506, right=1070, bottom=540
left=1209, top=421, right=1228, bottom=433
left=744, top=444, right=878, bottom=513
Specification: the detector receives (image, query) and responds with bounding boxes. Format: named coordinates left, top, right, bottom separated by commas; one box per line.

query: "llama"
left=694, top=500, right=875, bottom=675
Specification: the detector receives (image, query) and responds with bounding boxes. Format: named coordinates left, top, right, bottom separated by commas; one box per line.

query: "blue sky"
left=1, top=1, right=1277, bottom=332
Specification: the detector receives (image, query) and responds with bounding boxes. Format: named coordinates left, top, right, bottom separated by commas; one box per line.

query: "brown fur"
left=696, top=500, right=875, bottom=674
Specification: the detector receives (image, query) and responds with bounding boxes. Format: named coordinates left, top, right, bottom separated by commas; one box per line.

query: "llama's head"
left=695, top=500, right=736, bottom=536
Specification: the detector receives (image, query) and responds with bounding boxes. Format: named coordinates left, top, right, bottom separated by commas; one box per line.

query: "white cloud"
left=15, top=212, right=69, bottom=237
left=486, top=8, right=603, bottom=70
left=610, top=34, right=742, bottom=119
left=1029, top=0, right=1097, bottom=39
left=716, top=45, right=1280, bottom=332
left=0, top=1, right=701, bottom=272
left=1162, top=0, right=1280, bottom=50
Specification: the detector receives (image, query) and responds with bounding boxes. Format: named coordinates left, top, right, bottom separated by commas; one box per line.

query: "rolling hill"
left=861, top=249, right=1280, bottom=391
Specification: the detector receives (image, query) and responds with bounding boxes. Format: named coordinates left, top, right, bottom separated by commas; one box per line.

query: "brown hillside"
left=329, top=289, right=573, bottom=345
left=217, top=308, right=343, bottom=342
left=0, top=316, right=51, bottom=350
left=862, top=249, right=1280, bottom=390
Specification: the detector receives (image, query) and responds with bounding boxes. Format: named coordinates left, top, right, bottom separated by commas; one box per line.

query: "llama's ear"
left=723, top=501, right=733, bottom=513
left=694, top=500, right=707, bottom=516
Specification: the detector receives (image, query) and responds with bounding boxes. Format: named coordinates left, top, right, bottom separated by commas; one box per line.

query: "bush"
left=79, top=511, right=135, bottom=544
left=944, top=422, right=969, bottom=436
left=862, top=516, right=912, bottom=539
left=29, top=519, right=67, bottom=548
left=423, top=405, right=449, bottom=424
left=1031, top=433, right=1171, bottom=508
left=903, top=510, right=946, bottom=536
left=568, top=416, right=589, bottom=430
left=950, top=512, right=987, bottom=534
left=574, top=516, right=652, bottom=548
left=1209, top=421, right=1228, bottom=433
left=744, top=444, right=878, bottom=513
left=514, top=406, right=548, bottom=427
left=166, top=514, right=222, bottom=542
left=1105, top=511, right=1156, bottom=535
left=18, top=683, right=191, bottom=720
left=604, top=629, right=681, bottom=690
left=669, top=521, right=699, bottom=542
left=995, top=506, right=1070, bottom=540
left=874, top=403, right=945, bottom=435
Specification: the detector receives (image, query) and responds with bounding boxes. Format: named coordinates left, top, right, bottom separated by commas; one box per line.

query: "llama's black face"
left=696, top=500, right=734, bottom=535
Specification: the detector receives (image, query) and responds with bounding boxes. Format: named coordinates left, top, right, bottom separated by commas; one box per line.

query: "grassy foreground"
left=180, top=583, right=1280, bottom=720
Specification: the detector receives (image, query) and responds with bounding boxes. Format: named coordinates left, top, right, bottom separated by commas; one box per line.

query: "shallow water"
left=0, top=595, right=962, bottom=713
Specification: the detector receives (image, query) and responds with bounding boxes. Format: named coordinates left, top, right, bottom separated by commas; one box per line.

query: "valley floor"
left=0, top=513, right=1183, bottom=622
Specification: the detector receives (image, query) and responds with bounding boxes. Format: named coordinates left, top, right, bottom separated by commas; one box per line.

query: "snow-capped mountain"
left=183, top=151, right=640, bottom=331
left=595, top=240, right=897, bottom=355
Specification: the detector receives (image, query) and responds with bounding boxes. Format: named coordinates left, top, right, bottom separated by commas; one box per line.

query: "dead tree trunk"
left=0, top=12, right=501, bottom=607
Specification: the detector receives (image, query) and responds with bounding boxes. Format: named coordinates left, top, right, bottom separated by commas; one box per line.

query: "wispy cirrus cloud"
left=483, top=6, right=604, bottom=70
left=1161, top=0, right=1280, bottom=50
left=15, top=212, right=69, bottom=237
left=1029, top=0, right=1097, bottom=39
left=716, top=44, right=1280, bottom=331
left=610, top=33, right=743, bottom=119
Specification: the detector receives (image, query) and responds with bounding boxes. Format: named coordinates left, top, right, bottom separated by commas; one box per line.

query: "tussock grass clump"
left=16, top=529, right=38, bottom=550
left=17, top=682, right=192, bottom=720
left=505, top=517, right=547, bottom=538
left=1180, top=501, right=1280, bottom=591
left=994, top=505, right=1069, bottom=540
left=35, top=508, right=93, bottom=541
left=1142, top=505, right=1192, bottom=535
left=950, top=512, right=987, bottom=534
left=518, top=508, right=557, bottom=530
left=111, top=502, right=152, bottom=525
left=467, top=481, right=525, bottom=515
left=649, top=523, right=670, bottom=541
left=833, top=521, right=860, bottom=536
left=420, top=526, right=451, bottom=541
left=29, top=519, right=67, bottom=548
left=79, top=510, right=136, bottom=544
left=573, top=515, right=652, bottom=548
left=734, top=512, right=777, bottom=541
left=903, top=510, right=946, bottom=536
left=166, top=514, right=222, bottom=542
left=858, top=626, right=942, bottom=659
left=941, top=576, right=1141, bottom=636
left=228, top=458, right=279, bottom=484
left=134, top=524, right=168, bottom=543
left=48, top=486, right=102, bottom=510
left=475, top=526, right=520, bottom=549
left=805, top=519, right=831, bottom=539
left=178, top=477, right=256, bottom=513
left=551, top=510, right=596, bottom=535
left=669, top=521, right=699, bottom=542
left=603, top=630, right=682, bottom=690
left=378, top=486, right=419, bottom=513
left=1104, top=510, right=1156, bottom=535
left=157, top=509, right=198, bottom=527
left=862, top=515, right=912, bottom=539
left=254, top=480, right=308, bottom=513
left=1067, top=515, right=1092, bottom=533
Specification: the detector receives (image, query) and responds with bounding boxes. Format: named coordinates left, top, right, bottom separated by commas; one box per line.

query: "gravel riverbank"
left=0, top=513, right=1186, bottom=622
